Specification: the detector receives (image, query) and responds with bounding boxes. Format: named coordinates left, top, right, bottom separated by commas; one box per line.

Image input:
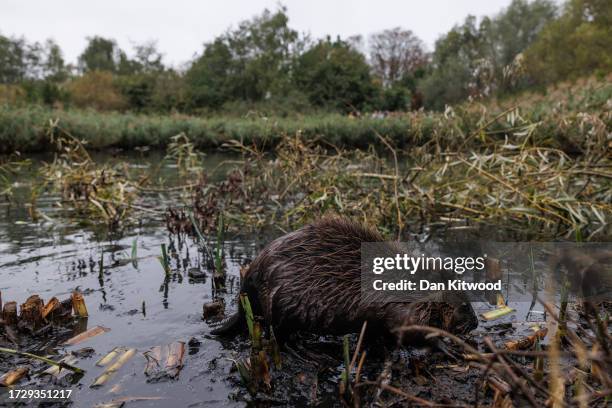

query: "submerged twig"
left=0, top=347, right=84, bottom=374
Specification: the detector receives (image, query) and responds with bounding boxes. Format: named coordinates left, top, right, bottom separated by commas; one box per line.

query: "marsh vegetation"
left=0, top=0, right=611, bottom=406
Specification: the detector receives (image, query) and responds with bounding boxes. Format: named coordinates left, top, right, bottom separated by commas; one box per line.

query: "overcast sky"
left=2, top=0, right=522, bottom=67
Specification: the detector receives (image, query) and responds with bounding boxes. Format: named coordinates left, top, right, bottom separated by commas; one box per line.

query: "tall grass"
left=0, top=106, right=413, bottom=153
left=0, top=76, right=609, bottom=153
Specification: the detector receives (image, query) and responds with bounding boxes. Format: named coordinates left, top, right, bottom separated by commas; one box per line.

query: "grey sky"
left=2, top=0, right=520, bottom=67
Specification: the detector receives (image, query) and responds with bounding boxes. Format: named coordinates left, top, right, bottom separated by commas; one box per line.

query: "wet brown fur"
left=212, top=217, right=478, bottom=342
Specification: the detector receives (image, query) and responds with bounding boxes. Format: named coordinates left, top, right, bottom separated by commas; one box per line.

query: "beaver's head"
left=437, top=301, right=478, bottom=334
left=389, top=298, right=478, bottom=345
left=412, top=293, right=479, bottom=335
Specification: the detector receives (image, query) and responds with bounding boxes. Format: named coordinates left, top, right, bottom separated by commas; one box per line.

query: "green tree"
left=420, top=0, right=556, bottom=109
left=0, top=35, right=68, bottom=105
left=132, top=41, right=164, bottom=73
left=78, top=36, right=126, bottom=73
left=525, top=0, right=612, bottom=84
left=419, top=16, right=484, bottom=110
left=0, top=35, right=27, bottom=83
left=150, top=70, right=187, bottom=112
left=41, top=39, right=68, bottom=82
left=186, top=39, right=234, bottom=109
left=294, top=37, right=378, bottom=112
left=114, top=42, right=166, bottom=111
left=67, top=70, right=127, bottom=110
left=185, top=6, right=306, bottom=110
left=483, top=0, right=556, bottom=91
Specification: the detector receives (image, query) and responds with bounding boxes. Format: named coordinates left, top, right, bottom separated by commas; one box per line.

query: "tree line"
left=0, top=0, right=609, bottom=114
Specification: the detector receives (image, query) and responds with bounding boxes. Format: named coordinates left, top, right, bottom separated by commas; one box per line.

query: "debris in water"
left=0, top=366, right=29, bottom=386
left=481, top=305, right=515, bottom=321
left=143, top=341, right=186, bottom=380
left=64, top=326, right=110, bottom=346
left=188, top=268, right=206, bottom=280
left=42, top=355, right=79, bottom=378
left=71, top=347, right=95, bottom=358
left=0, top=347, right=84, bottom=374
left=96, top=347, right=126, bottom=367
left=481, top=295, right=515, bottom=321
left=143, top=346, right=162, bottom=377
left=19, top=295, right=44, bottom=330
left=2, top=301, right=18, bottom=326
left=71, top=290, right=89, bottom=317
left=1, top=293, right=75, bottom=332
left=93, top=396, right=165, bottom=408
left=504, top=327, right=548, bottom=350
left=41, top=297, right=60, bottom=319
left=165, top=341, right=185, bottom=378
left=91, top=348, right=137, bottom=387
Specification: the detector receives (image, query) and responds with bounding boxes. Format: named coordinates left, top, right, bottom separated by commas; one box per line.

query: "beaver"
left=211, top=217, right=478, bottom=343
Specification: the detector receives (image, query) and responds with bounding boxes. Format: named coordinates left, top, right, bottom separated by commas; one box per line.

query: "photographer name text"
left=372, top=279, right=502, bottom=291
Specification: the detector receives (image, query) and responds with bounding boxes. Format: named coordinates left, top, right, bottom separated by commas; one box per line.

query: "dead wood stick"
left=483, top=337, right=540, bottom=408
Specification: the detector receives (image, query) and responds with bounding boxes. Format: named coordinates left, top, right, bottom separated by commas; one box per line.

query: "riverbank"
left=1, top=76, right=609, bottom=154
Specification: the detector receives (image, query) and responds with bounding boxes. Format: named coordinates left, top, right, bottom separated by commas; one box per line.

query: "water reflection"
left=0, top=152, right=258, bottom=406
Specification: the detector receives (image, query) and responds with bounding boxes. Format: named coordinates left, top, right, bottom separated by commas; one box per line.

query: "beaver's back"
left=213, top=217, right=478, bottom=339
left=241, top=217, right=386, bottom=334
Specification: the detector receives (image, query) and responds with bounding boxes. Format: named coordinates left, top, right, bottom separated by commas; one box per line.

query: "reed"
left=159, top=243, right=170, bottom=275
left=1, top=76, right=609, bottom=153
left=199, top=130, right=610, bottom=239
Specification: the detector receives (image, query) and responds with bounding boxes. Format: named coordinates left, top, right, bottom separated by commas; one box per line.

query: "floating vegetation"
left=63, top=326, right=110, bottom=346
left=164, top=132, right=203, bottom=176
left=0, top=152, right=30, bottom=198
left=41, top=354, right=79, bottom=378
left=91, top=348, right=136, bottom=387
left=0, top=366, right=29, bottom=386
left=505, top=327, right=548, bottom=350
left=482, top=305, right=516, bottom=321
left=36, top=120, right=142, bottom=227
left=0, top=348, right=83, bottom=374
left=96, top=347, right=125, bottom=367
left=182, top=128, right=611, bottom=240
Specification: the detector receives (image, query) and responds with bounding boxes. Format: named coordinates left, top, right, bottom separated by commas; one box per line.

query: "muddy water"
left=0, top=152, right=563, bottom=407
left=0, top=152, right=269, bottom=406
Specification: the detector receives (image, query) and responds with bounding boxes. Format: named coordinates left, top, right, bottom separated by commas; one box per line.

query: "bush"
left=524, top=0, right=612, bottom=84
left=0, top=84, right=26, bottom=105
left=66, top=71, right=127, bottom=111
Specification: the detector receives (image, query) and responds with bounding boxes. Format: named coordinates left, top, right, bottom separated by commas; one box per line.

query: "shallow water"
left=0, top=151, right=591, bottom=407
left=0, top=152, right=265, bottom=406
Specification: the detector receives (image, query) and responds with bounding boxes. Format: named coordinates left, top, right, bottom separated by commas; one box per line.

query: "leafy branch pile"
left=191, top=115, right=610, bottom=239
left=36, top=120, right=142, bottom=226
